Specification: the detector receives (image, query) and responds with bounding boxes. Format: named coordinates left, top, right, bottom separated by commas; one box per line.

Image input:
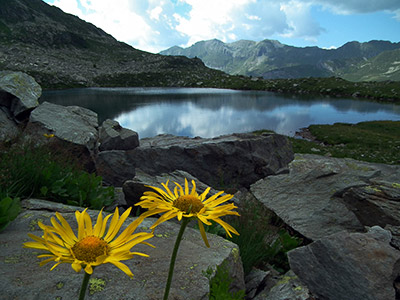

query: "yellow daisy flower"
left=136, top=178, right=239, bottom=247
left=23, top=207, right=154, bottom=278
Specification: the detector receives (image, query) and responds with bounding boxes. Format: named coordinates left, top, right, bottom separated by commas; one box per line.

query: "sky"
left=43, top=0, right=400, bottom=54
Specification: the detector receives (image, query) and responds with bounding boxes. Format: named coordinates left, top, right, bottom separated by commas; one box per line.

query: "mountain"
left=0, top=0, right=233, bottom=89
left=340, top=49, right=400, bottom=82
left=160, top=39, right=400, bottom=81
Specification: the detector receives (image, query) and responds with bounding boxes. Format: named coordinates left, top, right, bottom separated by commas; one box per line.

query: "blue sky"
left=43, top=0, right=400, bottom=53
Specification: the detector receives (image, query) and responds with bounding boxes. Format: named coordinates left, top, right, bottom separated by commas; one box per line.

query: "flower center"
left=173, top=195, right=204, bottom=214
left=71, top=236, right=108, bottom=263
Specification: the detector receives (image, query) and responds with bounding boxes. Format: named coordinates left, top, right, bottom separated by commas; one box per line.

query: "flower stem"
left=79, top=271, right=91, bottom=300
left=163, top=218, right=190, bottom=300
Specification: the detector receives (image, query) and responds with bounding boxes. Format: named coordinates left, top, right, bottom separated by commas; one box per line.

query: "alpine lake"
left=40, top=87, right=400, bottom=139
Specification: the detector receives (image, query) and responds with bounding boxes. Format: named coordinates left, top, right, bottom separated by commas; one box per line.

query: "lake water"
left=40, top=87, right=400, bottom=139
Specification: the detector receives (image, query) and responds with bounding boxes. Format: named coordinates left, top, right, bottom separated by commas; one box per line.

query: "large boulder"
left=99, top=119, right=139, bottom=151
left=127, top=133, right=293, bottom=189
left=24, top=102, right=99, bottom=171
left=0, top=107, right=19, bottom=142
left=95, top=150, right=136, bottom=187
left=1, top=199, right=244, bottom=300
left=288, top=226, right=400, bottom=300
left=250, top=154, right=400, bottom=241
left=0, top=71, right=41, bottom=121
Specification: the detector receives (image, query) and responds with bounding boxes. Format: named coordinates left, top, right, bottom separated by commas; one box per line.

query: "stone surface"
left=288, top=227, right=400, bottom=300
left=250, top=154, right=400, bottom=241
left=0, top=199, right=244, bottom=300
left=127, top=133, right=293, bottom=189
left=99, top=119, right=139, bottom=151
left=342, top=179, right=400, bottom=227
left=386, top=225, right=400, bottom=251
left=25, top=101, right=98, bottom=150
left=253, top=270, right=313, bottom=300
left=0, top=71, right=41, bottom=120
left=0, top=107, right=19, bottom=142
left=245, top=268, right=280, bottom=299
left=95, top=150, right=136, bottom=186
left=123, top=169, right=239, bottom=208
left=24, top=102, right=99, bottom=171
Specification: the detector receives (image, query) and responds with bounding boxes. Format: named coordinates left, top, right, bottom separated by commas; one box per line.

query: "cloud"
left=280, top=1, right=325, bottom=40
left=308, top=0, right=400, bottom=14
left=44, top=0, right=400, bottom=53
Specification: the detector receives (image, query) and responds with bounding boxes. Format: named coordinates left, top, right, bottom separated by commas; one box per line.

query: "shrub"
left=0, top=142, right=114, bottom=209
left=204, top=262, right=245, bottom=300
left=0, top=196, right=21, bottom=232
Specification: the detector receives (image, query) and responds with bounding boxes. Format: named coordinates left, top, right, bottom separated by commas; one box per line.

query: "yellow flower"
left=23, top=207, right=154, bottom=278
left=43, top=133, right=55, bottom=138
left=136, top=179, right=239, bottom=247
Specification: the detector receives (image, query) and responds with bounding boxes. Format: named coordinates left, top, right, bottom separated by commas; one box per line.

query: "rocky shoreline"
left=1, top=72, right=400, bottom=299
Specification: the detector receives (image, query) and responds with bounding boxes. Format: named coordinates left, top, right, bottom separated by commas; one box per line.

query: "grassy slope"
left=289, top=120, right=400, bottom=165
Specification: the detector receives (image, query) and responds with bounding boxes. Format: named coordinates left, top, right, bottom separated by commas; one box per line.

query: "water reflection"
left=40, top=87, right=400, bottom=138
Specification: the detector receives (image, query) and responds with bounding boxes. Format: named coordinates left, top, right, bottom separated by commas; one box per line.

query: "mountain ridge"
left=0, top=0, right=237, bottom=89
left=160, top=39, right=400, bottom=81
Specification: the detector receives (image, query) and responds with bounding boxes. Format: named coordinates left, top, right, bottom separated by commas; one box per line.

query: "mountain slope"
left=160, top=39, right=400, bottom=81
left=0, top=0, right=231, bottom=89
left=341, top=49, right=400, bottom=82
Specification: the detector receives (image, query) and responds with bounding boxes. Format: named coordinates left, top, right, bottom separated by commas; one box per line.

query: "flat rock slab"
left=0, top=199, right=244, bottom=300
left=288, top=227, right=400, bottom=300
left=250, top=154, right=400, bottom=241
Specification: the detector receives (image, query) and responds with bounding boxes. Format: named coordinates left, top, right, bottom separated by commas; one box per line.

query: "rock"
left=250, top=154, right=400, bottom=241
left=105, top=187, right=127, bottom=212
left=95, top=150, right=136, bottom=187
left=1, top=199, right=245, bottom=300
left=0, top=71, right=41, bottom=120
left=123, top=169, right=239, bottom=208
left=127, top=132, right=293, bottom=189
left=245, top=268, right=280, bottom=299
left=385, top=225, right=400, bottom=251
left=253, top=270, right=313, bottom=300
left=24, top=102, right=99, bottom=171
left=342, top=180, right=400, bottom=227
left=288, top=228, right=400, bottom=300
left=25, top=101, right=98, bottom=150
left=0, top=107, right=19, bottom=142
left=99, top=119, right=139, bottom=151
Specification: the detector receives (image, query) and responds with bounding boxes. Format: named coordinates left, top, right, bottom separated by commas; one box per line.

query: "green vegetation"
left=0, top=142, right=114, bottom=210
left=204, top=262, right=246, bottom=300
left=290, top=120, right=400, bottom=164
left=0, top=196, right=21, bottom=232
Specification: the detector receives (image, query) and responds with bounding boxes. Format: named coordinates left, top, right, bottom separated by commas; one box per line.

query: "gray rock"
left=127, top=132, right=293, bottom=189
left=24, top=102, right=99, bottom=171
left=95, top=150, right=136, bottom=186
left=253, top=270, right=313, bottom=300
left=123, top=169, right=238, bottom=208
left=288, top=228, right=400, bottom=300
left=99, top=119, right=139, bottom=151
left=105, top=187, right=128, bottom=212
left=0, top=107, right=19, bottom=142
left=250, top=154, right=400, bottom=241
left=1, top=199, right=244, bottom=300
left=385, top=225, right=400, bottom=250
left=245, top=268, right=280, bottom=299
left=342, top=179, right=400, bottom=227
left=0, top=71, right=41, bottom=120
left=25, top=101, right=98, bottom=150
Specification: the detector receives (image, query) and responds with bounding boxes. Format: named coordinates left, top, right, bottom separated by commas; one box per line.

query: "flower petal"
left=198, top=219, right=210, bottom=248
